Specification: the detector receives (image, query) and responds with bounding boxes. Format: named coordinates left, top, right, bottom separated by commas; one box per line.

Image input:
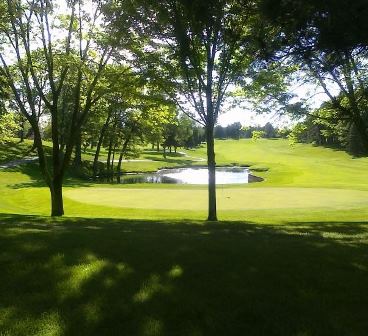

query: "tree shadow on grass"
left=0, top=214, right=367, bottom=335
left=0, top=142, right=34, bottom=164
left=2, top=163, right=46, bottom=189
left=149, top=157, right=200, bottom=165
left=142, top=151, right=186, bottom=158
left=4, top=163, right=94, bottom=189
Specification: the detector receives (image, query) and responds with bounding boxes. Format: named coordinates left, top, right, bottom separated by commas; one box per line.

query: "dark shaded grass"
left=0, top=141, right=34, bottom=164
left=0, top=214, right=367, bottom=335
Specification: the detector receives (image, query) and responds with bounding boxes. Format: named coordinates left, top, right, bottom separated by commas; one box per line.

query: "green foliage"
left=260, top=0, right=368, bottom=152
left=0, top=72, right=10, bottom=114
left=104, top=0, right=268, bottom=125
left=276, top=127, right=291, bottom=139
left=0, top=112, right=19, bottom=144
left=288, top=123, right=307, bottom=146
left=251, top=130, right=265, bottom=141
left=261, top=0, right=368, bottom=51
left=0, top=0, right=115, bottom=215
left=288, top=100, right=368, bottom=156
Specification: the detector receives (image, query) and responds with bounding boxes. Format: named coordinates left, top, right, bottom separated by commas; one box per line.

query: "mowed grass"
left=1, top=139, right=368, bottom=335
left=0, top=215, right=368, bottom=335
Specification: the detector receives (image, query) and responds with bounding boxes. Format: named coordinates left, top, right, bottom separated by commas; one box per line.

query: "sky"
left=217, top=81, right=330, bottom=128
left=218, top=105, right=292, bottom=127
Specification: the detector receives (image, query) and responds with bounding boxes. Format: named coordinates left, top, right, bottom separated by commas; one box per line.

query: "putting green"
left=65, top=187, right=368, bottom=210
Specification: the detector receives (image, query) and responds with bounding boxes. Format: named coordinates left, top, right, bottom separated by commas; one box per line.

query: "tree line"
left=289, top=99, right=368, bottom=156
left=214, top=122, right=289, bottom=140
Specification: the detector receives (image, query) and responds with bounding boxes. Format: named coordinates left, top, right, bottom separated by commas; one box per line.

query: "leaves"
left=0, top=112, right=19, bottom=144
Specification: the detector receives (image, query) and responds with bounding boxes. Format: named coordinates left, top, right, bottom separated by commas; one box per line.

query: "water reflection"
left=119, top=167, right=263, bottom=185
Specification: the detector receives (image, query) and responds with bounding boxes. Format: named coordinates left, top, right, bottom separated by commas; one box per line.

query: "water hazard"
left=118, top=167, right=263, bottom=185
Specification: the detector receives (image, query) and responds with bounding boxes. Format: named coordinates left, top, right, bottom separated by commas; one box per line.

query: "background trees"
left=288, top=101, right=368, bottom=156
left=214, top=122, right=280, bottom=140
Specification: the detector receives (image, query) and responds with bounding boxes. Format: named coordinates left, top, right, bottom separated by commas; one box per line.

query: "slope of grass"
left=194, top=139, right=368, bottom=189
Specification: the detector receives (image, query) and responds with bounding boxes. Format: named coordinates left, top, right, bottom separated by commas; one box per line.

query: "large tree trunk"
left=351, top=113, right=368, bottom=153
left=32, top=122, right=64, bottom=217
left=50, top=176, right=64, bottom=216
left=206, top=125, right=217, bottom=221
left=204, top=47, right=218, bottom=221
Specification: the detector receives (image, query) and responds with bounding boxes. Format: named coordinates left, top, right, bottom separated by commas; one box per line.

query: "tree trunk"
left=116, top=142, right=127, bottom=184
left=106, top=138, right=113, bottom=174
left=206, top=125, right=217, bottom=221
left=117, top=137, right=131, bottom=176
left=117, top=151, right=124, bottom=181
left=110, top=143, right=117, bottom=181
left=204, top=46, right=217, bottom=221
left=351, top=113, right=368, bottom=153
left=19, top=117, right=25, bottom=143
left=73, top=131, right=82, bottom=168
left=93, top=114, right=111, bottom=178
left=50, top=177, right=64, bottom=216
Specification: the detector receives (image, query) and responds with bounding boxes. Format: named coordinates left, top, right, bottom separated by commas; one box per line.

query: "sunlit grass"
left=64, top=187, right=368, bottom=210
left=2, top=139, right=368, bottom=220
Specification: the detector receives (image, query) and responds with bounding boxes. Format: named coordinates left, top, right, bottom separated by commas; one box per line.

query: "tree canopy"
left=103, top=0, right=267, bottom=220
left=259, top=0, right=368, bottom=151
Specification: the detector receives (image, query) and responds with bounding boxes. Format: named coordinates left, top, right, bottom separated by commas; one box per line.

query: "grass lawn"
left=0, top=215, right=367, bottom=335
left=1, top=139, right=368, bottom=335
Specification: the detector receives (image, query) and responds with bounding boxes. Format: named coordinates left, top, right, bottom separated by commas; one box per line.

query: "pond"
left=118, top=167, right=263, bottom=185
